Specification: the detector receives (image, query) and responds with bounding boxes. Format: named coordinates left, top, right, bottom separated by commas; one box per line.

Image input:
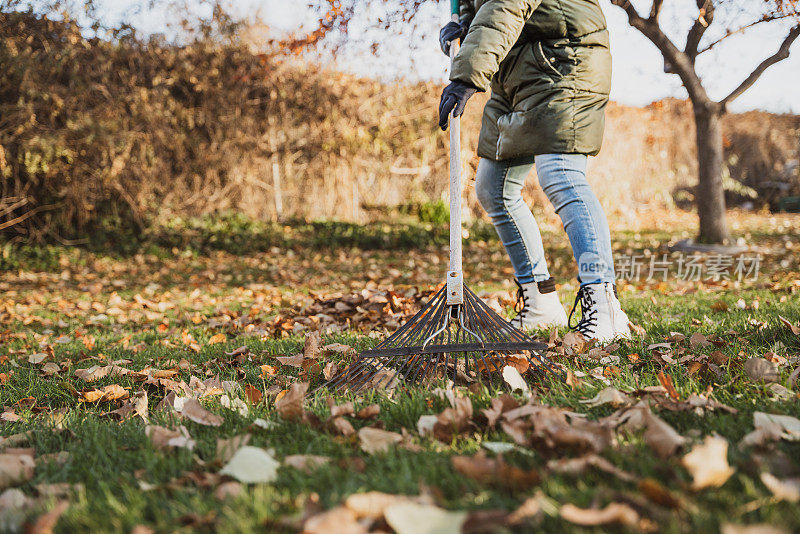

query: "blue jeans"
left=475, top=154, right=615, bottom=286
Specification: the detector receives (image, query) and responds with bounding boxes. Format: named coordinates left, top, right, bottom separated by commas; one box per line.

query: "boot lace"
left=568, top=285, right=598, bottom=336
left=514, top=279, right=528, bottom=316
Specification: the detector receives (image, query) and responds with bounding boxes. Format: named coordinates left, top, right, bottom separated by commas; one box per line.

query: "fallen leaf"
left=303, top=331, right=322, bottom=359
left=560, top=502, right=639, bottom=527
left=384, top=502, right=467, bottom=534
left=657, top=371, right=680, bottom=400
left=358, top=427, right=402, bottom=454
left=682, top=435, right=735, bottom=490
left=741, top=412, right=800, bottom=446
left=502, top=366, right=529, bottom=395
left=275, top=382, right=308, bottom=420
left=0, top=450, right=35, bottom=489
left=506, top=496, right=542, bottom=525
left=344, top=492, right=417, bottom=520
left=760, top=472, right=800, bottom=502
left=74, top=365, right=130, bottom=382
left=145, top=425, right=195, bottom=451
left=547, top=454, right=636, bottom=483
left=689, top=333, right=711, bottom=348
left=180, top=398, right=224, bottom=427
left=304, top=506, right=365, bottom=534
left=744, top=358, right=779, bottom=383
left=332, top=417, right=355, bottom=437
left=778, top=316, right=800, bottom=336
left=356, top=404, right=380, bottom=419
left=109, top=390, right=148, bottom=422
left=417, top=415, right=438, bottom=437
left=276, top=354, right=304, bottom=367
left=30, top=500, right=69, bottom=534
left=244, top=384, right=263, bottom=405
left=216, top=434, right=251, bottom=463
left=219, top=446, right=279, bottom=484
left=208, top=333, right=227, bottom=345
left=451, top=452, right=539, bottom=490
left=580, top=387, right=630, bottom=408
left=80, top=384, right=128, bottom=403
left=214, top=481, right=243, bottom=501
left=284, top=455, right=330, bottom=473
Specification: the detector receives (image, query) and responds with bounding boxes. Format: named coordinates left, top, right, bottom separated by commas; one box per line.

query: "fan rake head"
left=323, top=284, right=563, bottom=393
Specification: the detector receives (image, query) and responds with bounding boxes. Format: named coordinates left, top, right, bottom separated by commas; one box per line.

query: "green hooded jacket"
left=451, top=0, right=612, bottom=160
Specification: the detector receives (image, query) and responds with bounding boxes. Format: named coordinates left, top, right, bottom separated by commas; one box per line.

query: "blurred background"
left=1, top=0, right=799, bottom=255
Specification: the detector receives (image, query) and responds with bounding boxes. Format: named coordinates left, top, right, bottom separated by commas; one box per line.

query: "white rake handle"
left=446, top=12, right=464, bottom=306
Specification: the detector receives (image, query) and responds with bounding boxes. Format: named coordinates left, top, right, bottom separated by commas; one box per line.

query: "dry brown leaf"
left=778, top=316, right=800, bottom=336
left=356, top=404, right=380, bottom=420
left=216, top=434, right=251, bottom=463
left=547, top=454, right=636, bottom=483
left=275, top=382, right=308, bottom=421
left=760, top=472, right=800, bottom=502
left=638, top=478, right=681, bottom=509
left=284, top=454, right=330, bottom=473
left=244, top=384, right=263, bottom=405
left=329, top=401, right=355, bottom=418
left=304, top=331, right=322, bottom=359
left=180, top=398, right=224, bottom=427
left=145, top=425, right=195, bottom=451
left=506, top=496, right=542, bottom=525
left=358, top=427, right=402, bottom=454
left=744, top=358, right=779, bottom=383
left=682, top=435, right=735, bottom=490
left=451, top=452, right=540, bottom=490
left=208, top=333, right=227, bottom=345
left=323, top=343, right=356, bottom=356
left=80, top=384, right=129, bottom=403
left=560, top=502, right=639, bottom=527
left=332, top=417, right=355, bottom=437
left=0, top=450, right=35, bottom=489
left=689, top=333, right=711, bottom=348
left=109, top=390, right=148, bottom=422
left=259, top=364, right=278, bottom=378
left=276, top=354, right=304, bottom=368
left=384, top=502, right=467, bottom=534
left=214, top=481, right=243, bottom=501
left=562, top=331, right=588, bottom=355
left=344, top=491, right=416, bottom=520
left=304, top=506, right=365, bottom=534
left=30, top=500, right=69, bottom=534
left=580, top=387, right=631, bottom=408
left=741, top=412, right=800, bottom=447
left=657, top=371, right=681, bottom=400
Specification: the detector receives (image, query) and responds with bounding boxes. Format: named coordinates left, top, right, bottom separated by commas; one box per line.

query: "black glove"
left=439, top=21, right=468, bottom=56
left=438, top=81, right=478, bottom=130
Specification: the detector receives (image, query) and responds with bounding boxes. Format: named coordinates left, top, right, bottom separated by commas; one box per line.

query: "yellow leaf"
left=208, top=333, right=227, bottom=345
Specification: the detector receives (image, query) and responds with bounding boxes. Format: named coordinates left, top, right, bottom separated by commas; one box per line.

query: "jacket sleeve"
left=450, top=0, right=541, bottom=91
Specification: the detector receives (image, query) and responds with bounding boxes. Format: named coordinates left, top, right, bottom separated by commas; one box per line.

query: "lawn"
left=1, top=212, right=799, bottom=533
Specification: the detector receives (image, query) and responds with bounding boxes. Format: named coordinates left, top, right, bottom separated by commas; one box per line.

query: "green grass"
left=2, top=219, right=800, bottom=533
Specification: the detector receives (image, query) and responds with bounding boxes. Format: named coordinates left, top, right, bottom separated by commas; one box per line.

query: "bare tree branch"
left=721, top=25, right=800, bottom=107
left=610, top=0, right=710, bottom=103
left=697, top=14, right=793, bottom=55
left=649, top=0, right=664, bottom=21
left=685, top=0, right=715, bottom=62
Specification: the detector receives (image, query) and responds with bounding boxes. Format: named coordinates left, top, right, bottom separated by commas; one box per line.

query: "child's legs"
left=475, top=157, right=551, bottom=284
left=534, top=154, right=615, bottom=285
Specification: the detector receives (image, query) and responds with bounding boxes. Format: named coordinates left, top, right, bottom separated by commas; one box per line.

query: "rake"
left=324, top=2, right=562, bottom=393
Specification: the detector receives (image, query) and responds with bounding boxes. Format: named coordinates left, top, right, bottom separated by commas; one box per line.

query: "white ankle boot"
left=569, top=282, right=631, bottom=343
left=512, top=278, right=569, bottom=330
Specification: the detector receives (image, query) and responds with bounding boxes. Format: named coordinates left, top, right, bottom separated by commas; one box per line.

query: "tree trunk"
left=692, top=102, right=730, bottom=244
